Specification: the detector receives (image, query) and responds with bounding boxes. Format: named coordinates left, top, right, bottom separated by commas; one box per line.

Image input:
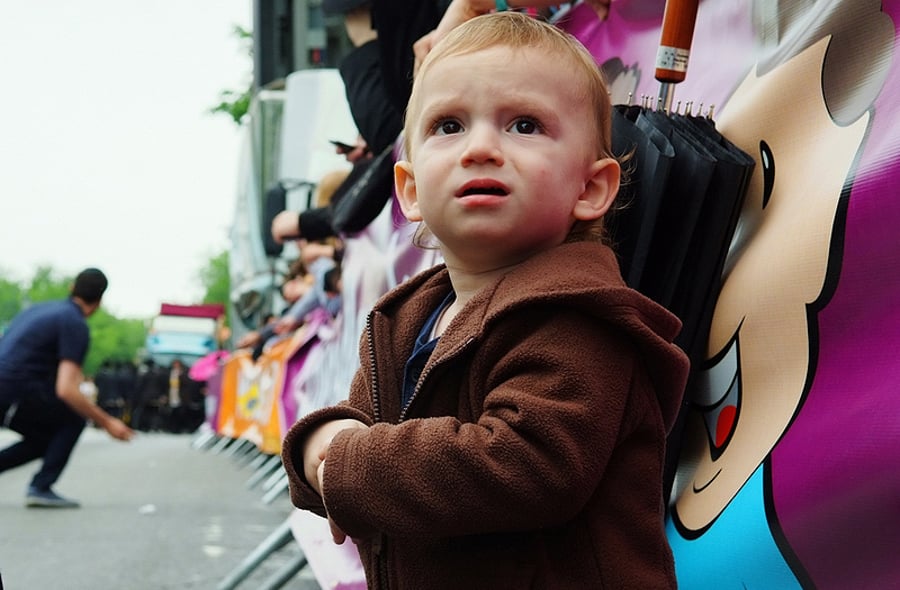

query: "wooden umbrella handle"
left=655, top=0, right=701, bottom=84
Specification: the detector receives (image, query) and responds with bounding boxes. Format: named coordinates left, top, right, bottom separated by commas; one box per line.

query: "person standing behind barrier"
left=281, top=13, right=690, bottom=588
left=0, top=268, right=133, bottom=508
left=164, top=359, right=184, bottom=433
left=130, top=359, right=169, bottom=431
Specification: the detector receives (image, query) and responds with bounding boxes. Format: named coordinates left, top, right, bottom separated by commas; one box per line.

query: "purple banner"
left=559, top=0, right=900, bottom=587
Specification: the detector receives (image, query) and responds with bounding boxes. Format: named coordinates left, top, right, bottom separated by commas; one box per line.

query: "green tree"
left=199, top=249, right=230, bottom=308
left=0, top=274, right=23, bottom=328
left=210, top=25, right=254, bottom=125
left=26, top=266, right=71, bottom=303
left=86, top=310, right=146, bottom=376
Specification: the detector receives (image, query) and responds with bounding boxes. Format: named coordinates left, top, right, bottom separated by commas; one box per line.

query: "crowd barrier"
left=199, top=196, right=439, bottom=589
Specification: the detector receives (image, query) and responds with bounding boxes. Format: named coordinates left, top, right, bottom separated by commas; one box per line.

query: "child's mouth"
left=457, top=180, right=510, bottom=197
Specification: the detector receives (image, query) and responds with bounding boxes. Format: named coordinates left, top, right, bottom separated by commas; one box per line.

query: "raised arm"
left=56, top=359, right=133, bottom=441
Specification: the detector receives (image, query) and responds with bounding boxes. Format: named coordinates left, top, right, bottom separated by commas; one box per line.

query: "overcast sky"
left=0, top=1, right=252, bottom=318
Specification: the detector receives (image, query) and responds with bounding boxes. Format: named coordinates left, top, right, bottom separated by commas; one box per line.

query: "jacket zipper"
left=399, top=336, right=475, bottom=422
left=365, top=314, right=390, bottom=588
left=366, top=314, right=474, bottom=587
left=372, top=532, right=389, bottom=589
left=366, top=313, right=382, bottom=422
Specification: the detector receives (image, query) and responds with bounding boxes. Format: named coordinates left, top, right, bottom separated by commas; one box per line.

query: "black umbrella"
left=608, top=0, right=754, bottom=364
left=608, top=105, right=676, bottom=290
left=604, top=0, right=755, bottom=497
left=663, top=113, right=754, bottom=360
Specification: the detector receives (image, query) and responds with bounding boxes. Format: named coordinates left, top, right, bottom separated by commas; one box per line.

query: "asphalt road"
left=0, top=427, right=319, bottom=590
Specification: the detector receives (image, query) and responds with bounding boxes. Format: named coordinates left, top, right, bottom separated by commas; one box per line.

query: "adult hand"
left=274, top=316, right=300, bottom=335
left=413, top=0, right=487, bottom=74
left=343, top=136, right=370, bottom=164
left=272, top=210, right=302, bottom=243
left=105, top=416, right=135, bottom=441
left=236, top=330, right=262, bottom=349
left=413, top=0, right=614, bottom=75
left=412, top=30, right=439, bottom=75
left=299, top=242, right=335, bottom=266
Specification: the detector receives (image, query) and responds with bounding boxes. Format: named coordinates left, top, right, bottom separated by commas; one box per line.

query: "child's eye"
left=510, top=117, right=542, bottom=135
left=432, top=119, right=463, bottom=136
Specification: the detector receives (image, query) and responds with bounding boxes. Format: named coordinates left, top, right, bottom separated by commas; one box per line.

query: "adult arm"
left=56, top=359, right=134, bottom=440
left=279, top=257, right=337, bottom=330
left=339, top=40, right=403, bottom=154
left=271, top=207, right=337, bottom=244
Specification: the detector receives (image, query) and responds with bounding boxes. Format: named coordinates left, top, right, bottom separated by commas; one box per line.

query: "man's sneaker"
left=25, top=487, right=81, bottom=508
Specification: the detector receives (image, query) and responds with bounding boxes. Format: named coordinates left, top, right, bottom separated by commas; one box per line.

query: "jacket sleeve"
left=338, top=40, right=402, bottom=154
left=370, top=0, right=447, bottom=115
left=297, top=206, right=336, bottom=242
left=281, top=378, right=375, bottom=516
left=320, top=308, right=642, bottom=539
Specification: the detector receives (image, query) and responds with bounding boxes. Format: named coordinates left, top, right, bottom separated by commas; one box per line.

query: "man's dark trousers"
left=0, top=382, right=86, bottom=490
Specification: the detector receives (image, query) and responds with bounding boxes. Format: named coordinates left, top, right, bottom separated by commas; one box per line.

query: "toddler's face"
left=396, top=45, right=617, bottom=270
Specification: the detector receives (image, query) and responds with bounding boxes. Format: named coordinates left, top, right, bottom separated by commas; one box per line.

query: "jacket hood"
left=376, top=241, right=689, bottom=431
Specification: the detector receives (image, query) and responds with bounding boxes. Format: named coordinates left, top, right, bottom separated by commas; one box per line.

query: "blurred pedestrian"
left=130, top=359, right=168, bottom=432
left=0, top=268, right=133, bottom=508
left=164, top=359, right=185, bottom=433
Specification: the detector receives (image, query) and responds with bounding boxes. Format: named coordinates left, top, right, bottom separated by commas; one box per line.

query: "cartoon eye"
left=760, top=140, right=775, bottom=209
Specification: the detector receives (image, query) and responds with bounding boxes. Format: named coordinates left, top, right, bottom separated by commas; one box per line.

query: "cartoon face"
left=671, top=37, right=869, bottom=531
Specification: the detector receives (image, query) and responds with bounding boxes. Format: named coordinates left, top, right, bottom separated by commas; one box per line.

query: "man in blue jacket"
left=0, top=268, right=133, bottom=508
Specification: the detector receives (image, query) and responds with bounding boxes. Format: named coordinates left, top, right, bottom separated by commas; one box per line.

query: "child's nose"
left=460, top=124, right=504, bottom=166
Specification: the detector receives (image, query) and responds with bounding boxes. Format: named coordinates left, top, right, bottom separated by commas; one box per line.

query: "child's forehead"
left=418, top=45, right=588, bottom=102
left=438, top=43, right=550, bottom=64
left=420, top=44, right=572, bottom=91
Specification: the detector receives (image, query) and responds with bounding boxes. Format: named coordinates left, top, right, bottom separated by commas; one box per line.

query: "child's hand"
left=319, top=460, right=350, bottom=544
left=302, top=419, right=368, bottom=495
left=327, top=511, right=349, bottom=544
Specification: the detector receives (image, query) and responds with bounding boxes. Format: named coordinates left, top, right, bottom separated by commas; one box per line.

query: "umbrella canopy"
left=188, top=350, right=230, bottom=382
left=610, top=103, right=753, bottom=366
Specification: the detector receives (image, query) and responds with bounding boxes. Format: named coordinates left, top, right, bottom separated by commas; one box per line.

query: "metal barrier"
left=195, top=432, right=314, bottom=590
left=215, top=519, right=297, bottom=590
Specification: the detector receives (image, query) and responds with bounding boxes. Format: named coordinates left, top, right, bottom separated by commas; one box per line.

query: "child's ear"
left=573, top=157, right=620, bottom=221
left=394, top=160, right=422, bottom=222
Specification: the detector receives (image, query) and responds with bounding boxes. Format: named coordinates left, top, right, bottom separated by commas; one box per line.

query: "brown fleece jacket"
left=282, top=241, right=689, bottom=589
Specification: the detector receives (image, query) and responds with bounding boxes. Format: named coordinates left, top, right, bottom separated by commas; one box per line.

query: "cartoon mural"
left=559, top=0, right=900, bottom=587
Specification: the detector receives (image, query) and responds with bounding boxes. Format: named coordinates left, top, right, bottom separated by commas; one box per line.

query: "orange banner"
left=217, top=328, right=312, bottom=454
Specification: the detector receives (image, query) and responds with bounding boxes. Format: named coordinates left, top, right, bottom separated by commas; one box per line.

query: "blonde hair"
left=403, top=12, right=617, bottom=243
left=313, top=168, right=351, bottom=250
left=314, top=168, right=351, bottom=208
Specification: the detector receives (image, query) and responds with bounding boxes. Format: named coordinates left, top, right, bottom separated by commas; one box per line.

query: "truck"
left=143, top=303, right=225, bottom=368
